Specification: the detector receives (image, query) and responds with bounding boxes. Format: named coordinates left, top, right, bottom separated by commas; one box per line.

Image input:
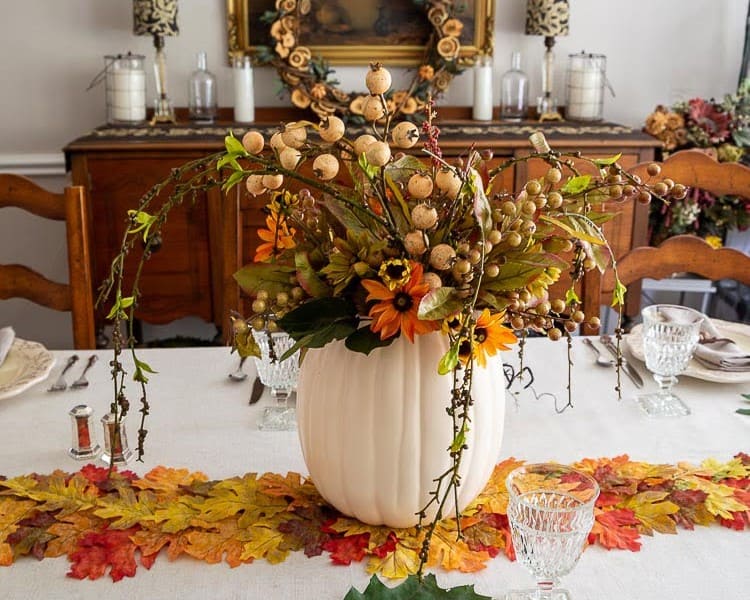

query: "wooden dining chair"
left=593, top=150, right=750, bottom=324
left=0, top=174, right=96, bottom=348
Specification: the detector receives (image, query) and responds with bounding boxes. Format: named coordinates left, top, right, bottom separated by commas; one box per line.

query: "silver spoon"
left=71, top=355, right=98, bottom=389
left=228, top=356, right=248, bottom=381
left=582, top=338, right=614, bottom=367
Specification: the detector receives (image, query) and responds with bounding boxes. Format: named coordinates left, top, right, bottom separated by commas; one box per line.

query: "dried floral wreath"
left=254, top=0, right=470, bottom=122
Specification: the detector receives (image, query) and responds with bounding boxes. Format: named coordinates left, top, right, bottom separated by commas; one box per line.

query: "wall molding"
left=0, top=153, right=66, bottom=177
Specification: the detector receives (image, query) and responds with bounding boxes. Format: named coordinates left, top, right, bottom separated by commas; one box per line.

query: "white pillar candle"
left=105, top=57, right=146, bottom=123
left=472, top=56, right=493, bottom=121
left=233, top=56, right=255, bottom=123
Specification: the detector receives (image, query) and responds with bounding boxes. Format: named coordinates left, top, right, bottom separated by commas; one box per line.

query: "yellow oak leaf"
left=185, top=518, right=253, bottom=567
left=619, top=461, right=679, bottom=486
left=94, top=488, right=158, bottom=529
left=426, top=521, right=490, bottom=573
left=680, top=476, right=749, bottom=519
left=1, top=472, right=98, bottom=517
left=239, top=524, right=289, bottom=564
left=622, top=491, right=679, bottom=535
left=687, top=458, right=750, bottom=481
left=258, top=471, right=326, bottom=509
left=153, top=499, right=201, bottom=533
left=470, top=458, right=525, bottom=514
left=132, top=466, right=208, bottom=498
left=366, top=536, right=421, bottom=579
left=132, top=526, right=192, bottom=561
left=0, top=497, right=37, bottom=566
left=45, top=511, right=103, bottom=558
left=195, top=474, right=289, bottom=528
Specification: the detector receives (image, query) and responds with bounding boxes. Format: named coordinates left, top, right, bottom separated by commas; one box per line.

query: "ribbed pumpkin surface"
left=296, top=332, right=505, bottom=528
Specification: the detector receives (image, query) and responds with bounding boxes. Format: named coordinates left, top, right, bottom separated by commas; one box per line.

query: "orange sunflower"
left=469, top=309, right=518, bottom=367
left=254, top=212, right=296, bottom=262
left=361, top=261, right=439, bottom=342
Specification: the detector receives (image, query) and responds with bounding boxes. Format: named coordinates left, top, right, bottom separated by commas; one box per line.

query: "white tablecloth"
left=0, top=337, right=748, bottom=599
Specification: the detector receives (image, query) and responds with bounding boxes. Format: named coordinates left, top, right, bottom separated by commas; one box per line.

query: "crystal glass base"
left=504, top=589, right=572, bottom=600
left=636, top=392, right=691, bottom=417
left=257, top=406, right=296, bottom=431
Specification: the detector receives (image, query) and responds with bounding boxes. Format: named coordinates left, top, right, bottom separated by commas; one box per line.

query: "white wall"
left=0, top=0, right=747, bottom=347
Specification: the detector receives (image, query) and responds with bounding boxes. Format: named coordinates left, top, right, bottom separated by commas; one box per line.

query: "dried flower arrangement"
left=99, top=64, right=683, bottom=593
left=644, top=81, right=750, bottom=244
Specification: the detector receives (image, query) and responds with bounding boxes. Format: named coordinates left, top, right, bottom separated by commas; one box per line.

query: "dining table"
left=0, top=334, right=748, bottom=599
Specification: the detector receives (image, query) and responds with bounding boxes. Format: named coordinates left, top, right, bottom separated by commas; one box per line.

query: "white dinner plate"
left=625, top=318, right=750, bottom=383
left=0, top=339, right=55, bottom=400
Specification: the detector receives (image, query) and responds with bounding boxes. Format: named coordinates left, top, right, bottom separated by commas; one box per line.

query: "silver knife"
left=249, top=376, right=265, bottom=405
left=600, top=335, right=644, bottom=388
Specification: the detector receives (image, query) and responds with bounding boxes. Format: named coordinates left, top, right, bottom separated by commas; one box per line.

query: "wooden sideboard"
left=64, top=108, right=658, bottom=339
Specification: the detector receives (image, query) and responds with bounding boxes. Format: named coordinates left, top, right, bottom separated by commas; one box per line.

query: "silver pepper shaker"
left=68, top=404, right=101, bottom=460
left=100, top=412, right=133, bottom=465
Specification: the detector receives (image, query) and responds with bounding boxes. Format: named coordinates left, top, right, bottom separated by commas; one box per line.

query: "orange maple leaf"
left=258, top=471, right=325, bottom=510
left=132, top=467, right=208, bottom=498
left=184, top=518, right=252, bottom=568
left=45, top=511, right=104, bottom=558
left=589, top=508, right=641, bottom=551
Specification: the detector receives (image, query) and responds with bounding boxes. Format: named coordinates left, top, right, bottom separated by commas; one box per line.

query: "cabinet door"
left=84, top=153, right=217, bottom=326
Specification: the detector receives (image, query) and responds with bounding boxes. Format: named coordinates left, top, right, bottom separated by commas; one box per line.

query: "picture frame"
left=226, top=0, right=494, bottom=66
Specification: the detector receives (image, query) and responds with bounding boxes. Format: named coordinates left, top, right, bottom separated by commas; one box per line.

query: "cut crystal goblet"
left=252, top=330, right=300, bottom=431
left=504, top=463, right=599, bottom=600
left=636, top=304, right=703, bottom=417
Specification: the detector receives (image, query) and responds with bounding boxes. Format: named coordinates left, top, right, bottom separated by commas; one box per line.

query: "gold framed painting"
left=226, top=0, right=494, bottom=66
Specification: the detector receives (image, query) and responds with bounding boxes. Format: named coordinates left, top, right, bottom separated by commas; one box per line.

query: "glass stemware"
left=504, top=463, right=599, bottom=600
left=636, top=304, right=703, bottom=417
left=252, top=330, right=300, bottom=431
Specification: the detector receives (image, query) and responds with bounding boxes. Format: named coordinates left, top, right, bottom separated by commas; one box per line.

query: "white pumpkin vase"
left=296, top=331, right=506, bottom=528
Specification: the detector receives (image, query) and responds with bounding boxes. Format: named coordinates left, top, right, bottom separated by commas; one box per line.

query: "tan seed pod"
left=281, top=122, right=307, bottom=149
left=290, top=88, right=312, bottom=109
left=279, top=146, right=302, bottom=170
left=365, top=141, right=391, bottom=166
left=362, top=95, right=386, bottom=122
left=365, top=64, right=392, bottom=95
left=312, top=153, right=339, bottom=180
left=353, top=134, right=377, bottom=157
left=422, top=271, right=442, bottom=290
left=318, top=116, right=345, bottom=143
left=407, top=173, right=434, bottom=199
left=411, top=203, right=438, bottom=229
left=404, top=231, right=427, bottom=256
left=435, top=167, right=462, bottom=199
left=429, top=243, right=456, bottom=271
left=261, top=173, right=284, bottom=190
left=391, top=121, right=419, bottom=148
left=270, top=131, right=287, bottom=153
left=241, top=130, right=265, bottom=154
left=245, top=174, right=267, bottom=197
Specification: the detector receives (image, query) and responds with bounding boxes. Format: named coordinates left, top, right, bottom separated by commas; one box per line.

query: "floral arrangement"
left=253, top=0, right=476, bottom=121
left=644, top=80, right=750, bottom=244
left=100, top=64, right=681, bottom=594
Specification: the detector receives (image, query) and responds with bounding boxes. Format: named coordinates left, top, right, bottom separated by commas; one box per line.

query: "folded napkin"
left=650, top=306, right=750, bottom=371
left=694, top=318, right=750, bottom=371
left=0, top=326, right=15, bottom=369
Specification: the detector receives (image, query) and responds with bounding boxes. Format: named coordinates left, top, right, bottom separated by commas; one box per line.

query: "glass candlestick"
left=100, top=412, right=133, bottom=465
left=68, top=405, right=101, bottom=460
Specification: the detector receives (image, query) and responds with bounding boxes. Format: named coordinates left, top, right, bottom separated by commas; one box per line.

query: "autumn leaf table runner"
left=0, top=342, right=747, bottom=600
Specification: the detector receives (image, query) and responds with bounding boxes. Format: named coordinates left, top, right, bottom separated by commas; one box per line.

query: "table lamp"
left=525, top=0, right=569, bottom=121
left=133, top=0, right=179, bottom=125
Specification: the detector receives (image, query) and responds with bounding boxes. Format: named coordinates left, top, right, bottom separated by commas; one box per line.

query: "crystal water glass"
left=636, top=304, right=703, bottom=417
left=252, top=330, right=300, bottom=431
left=504, top=463, right=599, bottom=600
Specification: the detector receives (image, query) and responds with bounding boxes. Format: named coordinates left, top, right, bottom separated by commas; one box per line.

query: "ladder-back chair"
left=0, top=174, right=96, bottom=348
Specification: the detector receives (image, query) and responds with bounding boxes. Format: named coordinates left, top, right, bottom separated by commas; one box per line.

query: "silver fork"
left=71, top=355, right=98, bottom=389
left=48, top=354, right=79, bottom=392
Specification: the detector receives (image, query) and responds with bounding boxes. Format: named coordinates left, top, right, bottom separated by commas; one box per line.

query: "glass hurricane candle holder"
left=637, top=304, right=703, bottom=417
left=504, top=463, right=599, bottom=600
left=252, top=329, right=300, bottom=431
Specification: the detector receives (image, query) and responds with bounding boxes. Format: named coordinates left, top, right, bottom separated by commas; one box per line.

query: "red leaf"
left=588, top=509, right=641, bottom=551
left=67, top=526, right=145, bottom=582
left=669, top=489, right=708, bottom=507
left=720, top=513, right=748, bottom=531
left=371, top=532, right=397, bottom=558
left=322, top=533, right=369, bottom=565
